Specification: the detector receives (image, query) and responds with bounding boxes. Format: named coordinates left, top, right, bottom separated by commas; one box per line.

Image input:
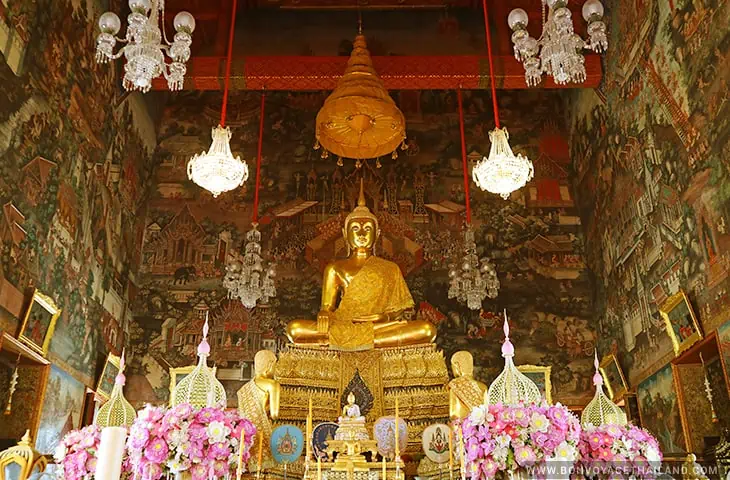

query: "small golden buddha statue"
left=286, top=179, right=436, bottom=351
left=335, top=392, right=369, bottom=441
left=237, top=350, right=280, bottom=463
left=448, top=351, right=486, bottom=420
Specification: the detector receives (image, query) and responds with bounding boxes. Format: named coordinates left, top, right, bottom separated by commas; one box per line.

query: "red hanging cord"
left=481, top=0, right=500, bottom=128
left=252, top=92, right=266, bottom=224
left=457, top=89, right=472, bottom=225
left=220, top=0, right=238, bottom=127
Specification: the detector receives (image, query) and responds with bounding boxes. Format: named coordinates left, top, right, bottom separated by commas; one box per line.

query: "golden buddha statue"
left=448, top=351, right=486, bottom=420
left=286, top=179, right=436, bottom=351
left=237, top=350, right=280, bottom=463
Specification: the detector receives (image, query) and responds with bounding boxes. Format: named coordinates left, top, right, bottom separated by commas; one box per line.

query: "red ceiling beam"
left=152, top=54, right=601, bottom=90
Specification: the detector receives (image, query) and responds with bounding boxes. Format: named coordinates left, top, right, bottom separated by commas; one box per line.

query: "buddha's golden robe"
left=449, top=376, right=485, bottom=411
left=329, top=256, right=414, bottom=351
left=237, top=380, right=273, bottom=463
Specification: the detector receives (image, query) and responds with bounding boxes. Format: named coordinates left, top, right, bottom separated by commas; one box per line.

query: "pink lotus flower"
left=145, top=437, right=169, bottom=463
left=515, top=445, right=537, bottom=467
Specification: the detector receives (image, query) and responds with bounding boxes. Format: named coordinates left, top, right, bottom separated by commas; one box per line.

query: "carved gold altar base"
left=275, top=344, right=450, bottom=455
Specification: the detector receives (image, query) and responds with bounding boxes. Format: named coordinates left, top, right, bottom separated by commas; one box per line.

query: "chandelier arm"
left=159, top=0, right=173, bottom=46
left=457, top=89, right=472, bottom=225
left=220, top=0, right=239, bottom=127
left=252, top=92, right=266, bottom=224
left=481, top=0, right=500, bottom=128
left=105, top=48, right=127, bottom=61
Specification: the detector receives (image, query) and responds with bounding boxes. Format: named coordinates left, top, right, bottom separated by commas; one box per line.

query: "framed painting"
left=517, top=365, right=552, bottom=404
left=17, top=289, right=61, bottom=356
left=623, top=393, right=641, bottom=426
left=717, top=320, right=730, bottom=398
left=659, top=290, right=702, bottom=356
left=599, top=354, right=628, bottom=402
left=637, top=364, right=686, bottom=455
left=168, top=365, right=216, bottom=405
left=96, top=353, right=121, bottom=401
left=35, top=366, right=86, bottom=454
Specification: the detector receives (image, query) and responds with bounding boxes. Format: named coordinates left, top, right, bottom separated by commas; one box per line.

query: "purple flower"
left=144, top=437, right=169, bottom=464
left=129, top=426, right=150, bottom=449
left=196, top=407, right=225, bottom=424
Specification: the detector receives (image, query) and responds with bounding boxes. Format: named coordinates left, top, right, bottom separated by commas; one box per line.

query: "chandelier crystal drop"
left=223, top=224, right=277, bottom=309
left=187, top=125, right=249, bottom=198
left=472, top=127, right=534, bottom=199
left=448, top=227, right=499, bottom=310
left=508, top=0, right=607, bottom=86
left=95, top=0, right=195, bottom=93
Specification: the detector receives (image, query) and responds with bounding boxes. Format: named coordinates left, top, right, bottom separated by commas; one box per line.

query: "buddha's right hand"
left=317, top=311, right=330, bottom=333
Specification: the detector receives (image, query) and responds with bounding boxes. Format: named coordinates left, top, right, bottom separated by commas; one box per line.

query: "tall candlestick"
left=318, top=456, right=322, bottom=480
left=94, top=427, right=127, bottom=480
left=458, top=428, right=466, bottom=480
left=237, top=429, right=245, bottom=480
left=448, top=424, right=454, bottom=480
left=382, top=456, right=387, bottom=480
left=395, top=396, right=400, bottom=455
left=256, top=430, right=264, bottom=479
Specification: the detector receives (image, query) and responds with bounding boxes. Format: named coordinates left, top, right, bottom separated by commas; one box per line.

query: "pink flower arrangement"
left=461, top=401, right=581, bottom=479
left=578, top=423, right=662, bottom=479
left=54, top=425, right=102, bottom=480
left=126, top=403, right=257, bottom=480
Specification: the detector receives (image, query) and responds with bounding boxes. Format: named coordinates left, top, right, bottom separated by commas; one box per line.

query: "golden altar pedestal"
left=275, top=344, right=450, bottom=456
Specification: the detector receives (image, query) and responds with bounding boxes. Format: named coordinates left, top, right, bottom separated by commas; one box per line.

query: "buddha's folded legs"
left=373, top=320, right=437, bottom=348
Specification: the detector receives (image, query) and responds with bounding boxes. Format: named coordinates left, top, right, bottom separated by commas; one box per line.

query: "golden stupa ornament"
left=315, top=29, right=407, bottom=164
left=581, top=351, right=628, bottom=428
left=96, top=350, right=136, bottom=428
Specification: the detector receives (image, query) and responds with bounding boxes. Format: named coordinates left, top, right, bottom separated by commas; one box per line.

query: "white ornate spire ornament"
left=95, top=0, right=195, bottom=92
left=580, top=351, right=627, bottom=427
left=187, top=0, right=248, bottom=198
left=172, top=313, right=226, bottom=408
left=96, top=350, right=137, bottom=428
left=508, top=0, right=608, bottom=87
left=485, top=310, right=541, bottom=406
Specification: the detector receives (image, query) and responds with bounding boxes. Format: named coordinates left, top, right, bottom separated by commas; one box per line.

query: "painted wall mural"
left=569, top=0, right=729, bottom=386
left=126, top=88, right=596, bottom=407
left=0, top=0, right=155, bottom=445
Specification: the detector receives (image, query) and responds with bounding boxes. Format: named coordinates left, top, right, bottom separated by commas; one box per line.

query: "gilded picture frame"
left=517, top=365, right=552, bottom=404
left=96, top=353, right=121, bottom=401
left=169, top=365, right=217, bottom=405
left=17, top=289, right=61, bottom=357
left=599, top=354, right=628, bottom=402
left=659, top=290, right=703, bottom=356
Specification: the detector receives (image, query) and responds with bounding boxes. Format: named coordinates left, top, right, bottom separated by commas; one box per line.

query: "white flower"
left=492, top=445, right=508, bottom=463
left=53, top=444, right=67, bottom=463
left=168, top=425, right=189, bottom=448
left=468, top=405, right=488, bottom=426
left=529, top=412, right=549, bottom=433
left=207, top=421, right=231, bottom=443
left=495, top=434, right=511, bottom=448
left=645, top=446, right=661, bottom=467
left=552, top=441, right=577, bottom=461
left=167, top=459, right=188, bottom=473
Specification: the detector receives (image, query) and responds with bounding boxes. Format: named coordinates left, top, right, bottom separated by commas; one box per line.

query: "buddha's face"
left=344, top=217, right=378, bottom=251
left=347, top=392, right=356, bottom=404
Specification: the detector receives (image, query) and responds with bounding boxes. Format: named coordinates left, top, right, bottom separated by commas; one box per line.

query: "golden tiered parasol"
left=315, top=31, right=406, bottom=165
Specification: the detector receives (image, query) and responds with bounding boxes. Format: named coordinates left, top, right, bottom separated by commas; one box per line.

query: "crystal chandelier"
left=188, top=125, right=248, bottom=197
left=448, top=227, right=499, bottom=310
left=187, top=0, right=248, bottom=198
left=508, top=0, right=608, bottom=87
left=472, top=127, right=534, bottom=200
left=223, top=224, right=277, bottom=309
left=223, top=93, right=277, bottom=309
left=96, top=0, right=195, bottom=93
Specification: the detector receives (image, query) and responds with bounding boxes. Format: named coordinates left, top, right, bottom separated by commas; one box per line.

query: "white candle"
left=94, top=427, right=127, bottom=480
